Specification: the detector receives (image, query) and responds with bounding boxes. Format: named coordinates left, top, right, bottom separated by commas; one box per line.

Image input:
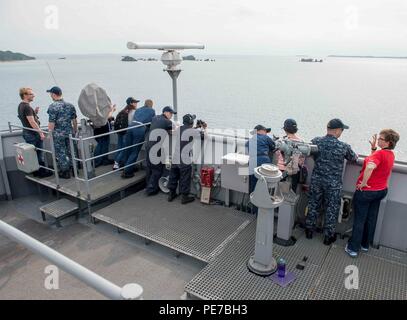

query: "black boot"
left=38, top=169, right=53, bottom=178
left=58, top=170, right=71, bottom=179
left=181, top=194, right=195, bottom=205
left=168, top=190, right=178, bottom=202
left=323, top=234, right=337, bottom=246
left=305, top=228, right=313, bottom=239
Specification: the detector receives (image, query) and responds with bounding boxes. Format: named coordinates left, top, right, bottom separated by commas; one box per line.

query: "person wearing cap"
left=277, top=118, right=305, bottom=192
left=305, top=118, right=358, bottom=245
left=246, top=125, right=277, bottom=212
left=112, top=97, right=140, bottom=170
left=46, top=86, right=78, bottom=179
left=167, top=114, right=207, bottom=204
left=122, top=99, right=156, bottom=178
left=144, top=106, right=177, bottom=195
left=17, top=88, right=52, bottom=178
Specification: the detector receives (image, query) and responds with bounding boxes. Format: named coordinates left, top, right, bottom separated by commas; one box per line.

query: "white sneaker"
left=345, top=245, right=358, bottom=258
left=113, top=162, right=120, bottom=170
left=361, top=246, right=369, bottom=252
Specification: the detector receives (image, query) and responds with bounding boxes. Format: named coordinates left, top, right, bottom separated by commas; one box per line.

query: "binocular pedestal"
left=247, top=164, right=284, bottom=276
left=275, top=202, right=297, bottom=247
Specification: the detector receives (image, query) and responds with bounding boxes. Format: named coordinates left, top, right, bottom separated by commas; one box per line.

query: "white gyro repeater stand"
left=247, top=164, right=284, bottom=276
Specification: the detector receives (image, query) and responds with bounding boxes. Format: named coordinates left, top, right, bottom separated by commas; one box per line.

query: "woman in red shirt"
left=345, top=129, right=400, bottom=257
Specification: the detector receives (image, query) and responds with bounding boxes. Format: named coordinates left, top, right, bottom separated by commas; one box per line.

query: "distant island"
left=329, top=55, right=407, bottom=59
left=182, top=55, right=215, bottom=62
left=121, top=56, right=137, bottom=62
left=0, top=50, right=35, bottom=62
left=183, top=55, right=196, bottom=61
left=121, top=56, right=159, bottom=62
left=300, top=58, right=323, bottom=63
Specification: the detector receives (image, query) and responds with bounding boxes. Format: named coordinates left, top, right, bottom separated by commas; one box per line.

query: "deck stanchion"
left=80, top=136, right=92, bottom=216
left=69, top=134, right=81, bottom=198
left=8, top=122, right=12, bottom=133
left=48, top=132, right=60, bottom=190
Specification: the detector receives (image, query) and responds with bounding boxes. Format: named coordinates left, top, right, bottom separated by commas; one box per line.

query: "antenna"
left=127, top=41, right=205, bottom=121
left=45, top=61, right=58, bottom=86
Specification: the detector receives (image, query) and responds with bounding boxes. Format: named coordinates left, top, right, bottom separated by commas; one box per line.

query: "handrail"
left=78, top=142, right=146, bottom=163
left=9, top=122, right=60, bottom=186
left=74, top=159, right=145, bottom=183
left=9, top=123, right=50, bottom=135
left=70, top=122, right=151, bottom=142
left=0, top=219, right=143, bottom=300
left=68, top=122, right=151, bottom=201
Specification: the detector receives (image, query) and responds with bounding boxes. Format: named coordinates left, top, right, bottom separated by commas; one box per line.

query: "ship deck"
left=1, top=191, right=406, bottom=300
left=25, top=166, right=146, bottom=202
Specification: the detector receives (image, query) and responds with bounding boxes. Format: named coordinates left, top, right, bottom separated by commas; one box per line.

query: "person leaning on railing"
left=112, top=97, right=139, bottom=170
left=345, top=129, right=400, bottom=258
left=17, top=87, right=52, bottom=178
left=93, top=104, right=116, bottom=168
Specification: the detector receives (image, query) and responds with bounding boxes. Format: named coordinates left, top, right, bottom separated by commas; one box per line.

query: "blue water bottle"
left=277, top=258, right=286, bottom=278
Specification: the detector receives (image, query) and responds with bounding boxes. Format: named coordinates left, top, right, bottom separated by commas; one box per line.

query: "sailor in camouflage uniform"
left=305, top=119, right=358, bottom=245
left=47, top=87, right=78, bottom=179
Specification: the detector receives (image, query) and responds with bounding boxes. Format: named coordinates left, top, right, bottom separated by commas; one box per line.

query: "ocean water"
left=0, top=54, right=406, bottom=161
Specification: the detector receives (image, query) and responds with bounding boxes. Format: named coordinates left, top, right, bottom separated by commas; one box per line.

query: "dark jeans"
left=115, top=133, right=127, bottom=165
left=124, top=128, right=145, bottom=174
left=348, top=189, right=388, bottom=252
left=94, top=136, right=110, bottom=166
left=23, top=131, right=44, bottom=165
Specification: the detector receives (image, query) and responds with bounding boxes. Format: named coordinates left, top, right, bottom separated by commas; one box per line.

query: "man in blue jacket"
left=246, top=125, right=277, bottom=213
left=122, top=100, right=156, bottom=178
left=144, top=106, right=176, bottom=195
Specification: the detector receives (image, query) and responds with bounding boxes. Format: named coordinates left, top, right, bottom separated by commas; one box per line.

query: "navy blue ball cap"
left=183, top=114, right=196, bottom=125
left=46, top=86, right=62, bottom=95
left=126, top=97, right=140, bottom=105
left=162, top=106, right=177, bottom=114
left=254, top=124, right=271, bottom=133
left=283, top=118, right=298, bottom=131
left=327, top=118, right=349, bottom=130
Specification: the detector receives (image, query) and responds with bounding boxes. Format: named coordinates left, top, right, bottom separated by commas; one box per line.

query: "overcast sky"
left=1, top=0, right=407, bottom=56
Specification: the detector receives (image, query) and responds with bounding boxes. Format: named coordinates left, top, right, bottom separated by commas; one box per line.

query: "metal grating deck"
left=92, top=192, right=255, bottom=262
left=26, top=166, right=146, bottom=201
left=185, top=221, right=407, bottom=300
left=185, top=222, right=322, bottom=300
left=310, top=245, right=407, bottom=300
left=39, top=198, right=78, bottom=218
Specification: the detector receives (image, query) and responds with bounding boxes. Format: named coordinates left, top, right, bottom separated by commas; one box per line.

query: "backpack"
left=114, top=109, right=129, bottom=134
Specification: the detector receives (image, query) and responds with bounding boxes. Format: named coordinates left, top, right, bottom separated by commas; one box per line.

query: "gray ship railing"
left=8, top=121, right=151, bottom=207
left=0, top=219, right=143, bottom=299
left=68, top=122, right=151, bottom=203
left=8, top=122, right=61, bottom=188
